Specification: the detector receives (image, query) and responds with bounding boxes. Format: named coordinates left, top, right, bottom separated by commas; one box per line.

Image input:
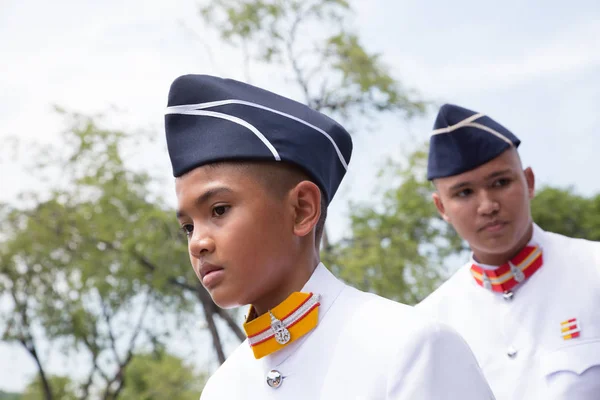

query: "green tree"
left=119, top=352, right=205, bottom=400
left=0, top=111, right=241, bottom=399
left=328, top=146, right=463, bottom=304
left=197, top=0, right=427, bottom=251
left=532, top=186, right=600, bottom=240
left=0, top=390, right=22, bottom=400
left=22, top=376, right=77, bottom=400
left=330, top=155, right=600, bottom=304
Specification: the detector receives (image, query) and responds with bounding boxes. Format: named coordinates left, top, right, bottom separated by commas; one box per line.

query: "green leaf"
left=328, top=145, right=462, bottom=304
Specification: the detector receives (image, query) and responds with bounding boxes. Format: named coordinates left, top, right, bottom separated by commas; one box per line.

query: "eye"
left=455, top=188, right=473, bottom=198
left=181, top=224, right=194, bottom=238
left=212, top=205, right=230, bottom=217
left=492, top=178, right=511, bottom=188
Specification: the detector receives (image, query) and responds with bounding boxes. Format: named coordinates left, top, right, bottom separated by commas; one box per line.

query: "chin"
left=209, top=289, right=244, bottom=310
left=469, top=231, right=510, bottom=251
left=479, top=238, right=518, bottom=256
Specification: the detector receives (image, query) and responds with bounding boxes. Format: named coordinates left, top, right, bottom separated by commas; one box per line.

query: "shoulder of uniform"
left=345, top=288, right=414, bottom=323
left=542, top=229, right=600, bottom=257
left=348, top=290, right=456, bottom=341
left=416, top=263, right=472, bottom=313
left=395, top=316, right=474, bottom=365
left=201, top=341, right=252, bottom=397
left=414, top=317, right=466, bottom=343
left=353, top=300, right=477, bottom=372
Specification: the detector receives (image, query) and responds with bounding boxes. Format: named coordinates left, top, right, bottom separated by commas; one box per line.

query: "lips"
left=199, top=262, right=224, bottom=279
left=479, top=220, right=507, bottom=232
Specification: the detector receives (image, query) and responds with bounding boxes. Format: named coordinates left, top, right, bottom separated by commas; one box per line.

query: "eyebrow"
left=176, top=187, right=233, bottom=219
left=484, top=169, right=512, bottom=180
left=448, top=169, right=513, bottom=192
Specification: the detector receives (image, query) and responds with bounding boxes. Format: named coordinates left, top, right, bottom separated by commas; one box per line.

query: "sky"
left=1, top=0, right=599, bottom=392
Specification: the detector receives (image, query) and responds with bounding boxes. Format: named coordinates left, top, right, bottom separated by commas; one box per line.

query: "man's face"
left=432, top=149, right=535, bottom=263
left=175, top=164, right=296, bottom=309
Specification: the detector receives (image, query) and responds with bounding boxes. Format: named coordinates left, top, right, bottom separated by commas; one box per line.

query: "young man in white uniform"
left=418, top=103, right=600, bottom=400
left=164, top=76, right=495, bottom=399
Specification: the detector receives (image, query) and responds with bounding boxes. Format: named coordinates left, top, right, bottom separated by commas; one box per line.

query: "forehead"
left=435, top=149, right=521, bottom=189
left=175, top=163, right=255, bottom=195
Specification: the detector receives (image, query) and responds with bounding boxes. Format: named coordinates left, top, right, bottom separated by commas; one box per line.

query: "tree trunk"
left=216, top=308, right=245, bottom=342
left=321, top=225, right=332, bottom=259
left=196, top=285, right=226, bottom=364
left=28, top=344, right=53, bottom=400
left=13, top=289, right=53, bottom=400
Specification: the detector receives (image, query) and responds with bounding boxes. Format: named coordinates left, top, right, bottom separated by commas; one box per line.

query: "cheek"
left=188, top=251, right=202, bottom=280
left=242, top=219, right=289, bottom=261
left=218, top=203, right=291, bottom=270
left=220, top=211, right=281, bottom=262
left=232, top=218, right=290, bottom=281
left=446, top=202, right=479, bottom=236
left=507, top=185, right=530, bottom=213
left=447, top=201, right=472, bottom=223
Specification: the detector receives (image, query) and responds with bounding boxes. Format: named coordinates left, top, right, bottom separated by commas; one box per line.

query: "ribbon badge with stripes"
left=561, top=318, right=580, bottom=340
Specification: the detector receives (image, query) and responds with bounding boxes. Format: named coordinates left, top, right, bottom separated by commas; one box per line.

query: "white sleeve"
left=387, top=321, right=495, bottom=400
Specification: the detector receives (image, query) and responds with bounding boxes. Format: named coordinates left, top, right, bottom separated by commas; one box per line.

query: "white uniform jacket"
left=417, top=224, right=600, bottom=399
left=201, top=263, right=494, bottom=399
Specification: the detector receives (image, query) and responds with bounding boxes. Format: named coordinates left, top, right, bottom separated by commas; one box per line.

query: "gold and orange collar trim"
left=243, top=292, right=320, bottom=359
left=470, top=245, right=543, bottom=293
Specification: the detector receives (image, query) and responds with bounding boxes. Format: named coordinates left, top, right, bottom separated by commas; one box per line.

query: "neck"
left=251, top=251, right=320, bottom=317
left=473, top=223, right=534, bottom=266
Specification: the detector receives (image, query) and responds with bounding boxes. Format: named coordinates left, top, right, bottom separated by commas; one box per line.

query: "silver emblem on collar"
left=482, top=274, right=492, bottom=290
left=510, top=262, right=525, bottom=283
left=270, top=311, right=291, bottom=345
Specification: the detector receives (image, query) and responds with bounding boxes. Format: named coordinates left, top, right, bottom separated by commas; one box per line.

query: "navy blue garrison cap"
left=164, top=75, right=353, bottom=204
left=427, top=104, right=521, bottom=180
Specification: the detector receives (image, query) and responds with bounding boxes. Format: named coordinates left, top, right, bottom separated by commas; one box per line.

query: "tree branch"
left=285, top=5, right=312, bottom=104
left=97, top=239, right=245, bottom=361
left=215, top=308, right=245, bottom=342
left=77, top=313, right=111, bottom=399
left=136, top=252, right=198, bottom=292
left=102, top=289, right=152, bottom=400
left=195, top=283, right=226, bottom=364
left=132, top=251, right=245, bottom=342
left=10, top=289, right=53, bottom=400
left=321, top=225, right=332, bottom=256
left=78, top=342, right=108, bottom=400
left=101, top=302, right=121, bottom=366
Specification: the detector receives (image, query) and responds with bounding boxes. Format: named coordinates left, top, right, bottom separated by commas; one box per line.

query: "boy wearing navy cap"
left=165, top=76, right=494, bottom=399
left=418, top=104, right=600, bottom=399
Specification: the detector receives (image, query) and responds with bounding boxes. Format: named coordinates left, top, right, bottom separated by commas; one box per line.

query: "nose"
left=189, top=226, right=216, bottom=258
left=477, top=190, right=499, bottom=216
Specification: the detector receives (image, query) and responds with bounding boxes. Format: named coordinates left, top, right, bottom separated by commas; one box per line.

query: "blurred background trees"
left=1, top=0, right=598, bottom=398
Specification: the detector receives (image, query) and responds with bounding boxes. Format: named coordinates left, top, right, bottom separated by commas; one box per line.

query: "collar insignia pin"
left=269, top=311, right=291, bottom=345
left=509, top=262, right=525, bottom=282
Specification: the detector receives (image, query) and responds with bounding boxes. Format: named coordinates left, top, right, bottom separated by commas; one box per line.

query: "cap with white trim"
left=427, top=104, right=521, bottom=180
left=164, top=74, right=353, bottom=204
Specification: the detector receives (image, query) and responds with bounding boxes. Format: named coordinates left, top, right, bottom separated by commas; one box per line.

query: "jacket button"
left=266, top=370, right=283, bottom=388
left=507, top=346, right=518, bottom=358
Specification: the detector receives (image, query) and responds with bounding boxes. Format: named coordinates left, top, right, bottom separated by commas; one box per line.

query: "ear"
left=432, top=192, right=451, bottom=223
left=524, top=167, right=535, bottom=199
left=289, top=181, right=321, bottom=237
